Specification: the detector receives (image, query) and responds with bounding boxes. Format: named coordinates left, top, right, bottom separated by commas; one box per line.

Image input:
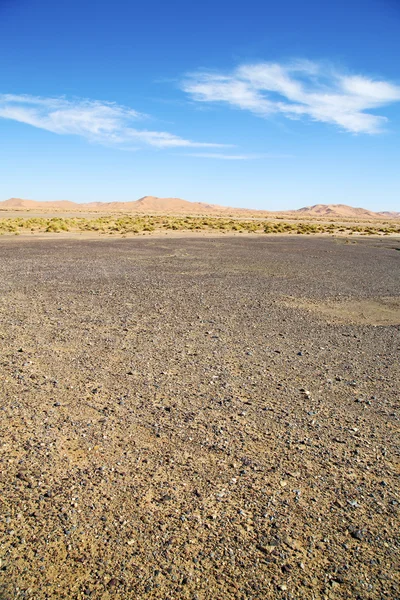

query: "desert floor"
left=0, top=236, right=399, bottom=599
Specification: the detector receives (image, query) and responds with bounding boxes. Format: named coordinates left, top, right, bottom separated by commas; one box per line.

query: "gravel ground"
left=0, top=236, right=399, bottom=600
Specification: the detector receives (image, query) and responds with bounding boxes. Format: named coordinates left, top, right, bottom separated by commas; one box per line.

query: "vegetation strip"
left=1, top=215, right=399, bottom=236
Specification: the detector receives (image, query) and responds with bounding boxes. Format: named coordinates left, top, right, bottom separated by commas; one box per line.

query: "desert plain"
left=0, top=215, right=399, bottom=599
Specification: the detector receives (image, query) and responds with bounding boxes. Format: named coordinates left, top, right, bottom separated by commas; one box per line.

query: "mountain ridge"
left=0, top=197, right=398, bottom=219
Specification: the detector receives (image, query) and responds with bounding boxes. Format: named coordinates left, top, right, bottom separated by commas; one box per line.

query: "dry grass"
left=0, top=215, right=399, bottom=236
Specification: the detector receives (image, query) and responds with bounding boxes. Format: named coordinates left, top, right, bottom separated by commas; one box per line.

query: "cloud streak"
left=187, top=152, right=292, bottom=160
left=183, top=61, right=400, bottom=134
left=0, top=93, right=226, bottom=148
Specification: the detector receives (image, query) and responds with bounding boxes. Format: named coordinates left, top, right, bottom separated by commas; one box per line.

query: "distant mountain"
left=0, top=198, right=78, bottom=210
left=0, top=197, right=398, bottom=219
left=378, top=211, right=400, bottom=218
left=293, top=204, right=379, bottom=218
left=0, top=196, right=236, bottom=215
left=83, top=196, right=234, bottom=215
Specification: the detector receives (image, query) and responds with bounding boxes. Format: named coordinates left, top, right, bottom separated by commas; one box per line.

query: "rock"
left=350, top=528, right=364, bottom=541
left=256, top=544, right=275, bottom=555
left=281, top=564, right=292, bottom=573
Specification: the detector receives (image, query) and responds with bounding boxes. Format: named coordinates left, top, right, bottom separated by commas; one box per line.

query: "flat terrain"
left=0, top=236, right=399, bottom=599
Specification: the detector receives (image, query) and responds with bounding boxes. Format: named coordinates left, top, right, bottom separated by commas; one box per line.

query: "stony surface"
left=0, top=236, right=399, bottom=599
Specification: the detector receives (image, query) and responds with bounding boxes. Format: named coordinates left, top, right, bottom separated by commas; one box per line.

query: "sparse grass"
left=0, top=215, right=399, bottom=237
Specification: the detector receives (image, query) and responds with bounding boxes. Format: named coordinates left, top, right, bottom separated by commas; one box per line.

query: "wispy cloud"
left=187, top=152, right=292, bottom=160
left=0, top=93, right=227, bottom=148
left=183, top=60, right=400, bottom=134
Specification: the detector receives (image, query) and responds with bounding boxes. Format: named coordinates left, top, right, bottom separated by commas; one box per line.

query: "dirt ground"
left=0, top=236, right=399, bottom=599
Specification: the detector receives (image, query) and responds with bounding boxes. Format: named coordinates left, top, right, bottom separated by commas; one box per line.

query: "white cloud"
left=188, top=153, right=255, bottom=160
left=183, top=61, right=400, bottom=134
left=187, top=152, right=292, bottom=160
left=0, top=93, right=226, bottom=148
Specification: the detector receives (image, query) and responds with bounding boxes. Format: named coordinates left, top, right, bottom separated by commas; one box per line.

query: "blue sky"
left=0, top=0, right=399, bottom=210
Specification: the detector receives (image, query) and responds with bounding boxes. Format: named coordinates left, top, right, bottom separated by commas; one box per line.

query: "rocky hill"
left=0, top=197, right=398, bottom=219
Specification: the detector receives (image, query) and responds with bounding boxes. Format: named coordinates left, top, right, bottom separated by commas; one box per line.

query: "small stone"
left=348, top=500, right=360, bottom=508
left=256, top=544, right=275, bottom=555
left=350, top=529, right=364, bottom=541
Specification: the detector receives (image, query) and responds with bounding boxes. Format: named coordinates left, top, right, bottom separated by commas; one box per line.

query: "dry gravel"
left=0, top=236, right=399, bottom=599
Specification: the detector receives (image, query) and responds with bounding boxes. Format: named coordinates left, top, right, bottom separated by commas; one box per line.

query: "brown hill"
left=0, top=197, right=398, bottom=219
left=294, top=204, right=379, bottom=219
left=1, top=198, right=78, bottom=210
left=134, top=196, right=232, bottom=214
left=0, top=196, right=237, bottom=215
left=378, top=211, right=400, bottom=218
left=83, top=196, right=234, bottom=215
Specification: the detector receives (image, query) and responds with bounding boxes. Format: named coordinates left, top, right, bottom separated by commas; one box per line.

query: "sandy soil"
left=0, top=236, right=399, bottom=599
